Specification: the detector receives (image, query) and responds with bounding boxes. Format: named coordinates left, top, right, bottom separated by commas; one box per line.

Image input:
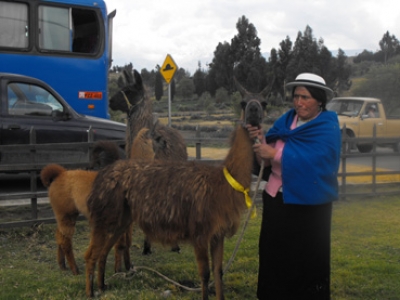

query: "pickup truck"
left=327, top=97, right=400, bottom=152
left=0, top=72, right=126, bottom=168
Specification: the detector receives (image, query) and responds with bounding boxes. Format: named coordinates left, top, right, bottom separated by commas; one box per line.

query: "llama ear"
left=234, top=76, right=250, bottom=98
left=260, top=77, right=275, bottom=99
left=133, top=69, right=143, bottom=88
left=123, top=69, right=134, bottom=85
left=117, top=74, right=126, bottom=88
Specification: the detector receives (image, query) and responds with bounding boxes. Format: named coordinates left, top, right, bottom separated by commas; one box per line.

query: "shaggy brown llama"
left=40, top=128, right=155, bottom=275
left=109, top=68, right=185, bottom=254
left=84, top=79, right=272, bottom=299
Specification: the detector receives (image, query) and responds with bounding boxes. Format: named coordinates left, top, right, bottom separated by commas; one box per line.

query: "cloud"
left=109, top=0, right=400, bottom=74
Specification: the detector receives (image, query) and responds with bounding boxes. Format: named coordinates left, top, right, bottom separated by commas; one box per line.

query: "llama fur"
left=40, top=128, right=155, bottom=275
left=84, top=77, right=272, bottom=299
left=109, top=68, right=186, bottom=254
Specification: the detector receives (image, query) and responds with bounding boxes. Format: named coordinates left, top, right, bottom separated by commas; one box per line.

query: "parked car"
left=0, top=72, right=126, bottom=144
left=0, top=72, right=126, bottom=167
left=327, top=97, right=400, bottom=152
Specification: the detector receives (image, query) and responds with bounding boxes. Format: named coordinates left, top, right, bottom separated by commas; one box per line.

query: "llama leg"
left=113, top=234, right=125, bottom=273
left=55, top=227, right=67, bottom=271
left=171, top=243, right=181, bottom=253
left=114, top=224, right=133, bottom=272
left=56, top=215, right=79, bottom=275
left=98, top=231, right=125, bottom=292
left=210, top=236, right=225, bottom=300
left=123, top=224, right=133, bottom=271
left=85, top=230, right=106, bottom=298
left=193, top=244, right=211, bottom=300
left=142, top=236, right=152, bottom=255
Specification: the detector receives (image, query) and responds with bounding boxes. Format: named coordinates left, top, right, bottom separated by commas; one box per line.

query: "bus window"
left=0, top=1, right=28, bottom=48
left=38, top=6, right=71, bottom=51
left=71, top=9, right=100, bottom=53
left=38, top=5, right=100, bottom=54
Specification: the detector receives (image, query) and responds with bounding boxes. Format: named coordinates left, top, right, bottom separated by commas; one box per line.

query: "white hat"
left=285, top=73, right=333, bottom=97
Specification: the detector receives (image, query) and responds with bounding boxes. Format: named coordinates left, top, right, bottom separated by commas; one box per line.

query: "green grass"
left=1, top=196, right=400, bottom=299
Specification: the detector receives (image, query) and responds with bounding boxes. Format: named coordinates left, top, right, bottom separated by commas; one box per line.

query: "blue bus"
left=0, top=0, right=115, bottom=118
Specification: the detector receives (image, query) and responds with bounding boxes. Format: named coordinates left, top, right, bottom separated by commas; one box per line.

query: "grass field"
left=1, top=195, right=400, bottom=299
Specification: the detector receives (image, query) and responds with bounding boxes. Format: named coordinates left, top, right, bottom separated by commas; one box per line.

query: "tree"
left=286, top=25, right=319, bottom=80
left=140, top=68, right=156, bottom=90
left=351, top=63, right=400, bottom=111
left=353, top=49, right=375, bottom=63
left=230, top=16, right=268, bottom=93
left=193, top=63, right=207, bottom=96
left=379, top=31, right=400, bottom=64
left=332, top=49, right=352, bottom=95
left=208, top=42, right=234, bottom=93
left=155, top=71, right=163, bottom=101
left=176, top=77, right=195, bottom=99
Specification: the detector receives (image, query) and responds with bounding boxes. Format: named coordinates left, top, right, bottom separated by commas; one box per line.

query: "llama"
left=109, top=68, right=187, bottom=162
left=84, top=79, right=272, bottom=299
left=110, top=68, right=186, bottom=254
left=40, top=128, right=155, bottom=275
left=89, top=140, right=126, bottom=170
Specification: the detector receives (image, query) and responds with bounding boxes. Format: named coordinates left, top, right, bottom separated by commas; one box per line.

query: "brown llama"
left=84, top=79, right=272, bottom=299
left=89, top=140, right=126, bottom=170
left=109, top=68, right=186, bottom=254
left=40, top=128, right=155, bottom=275
left=109, top=68, right=187, bottom=162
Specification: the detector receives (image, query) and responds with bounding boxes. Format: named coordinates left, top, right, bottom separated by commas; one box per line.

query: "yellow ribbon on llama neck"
left=223, top=167, right=256, bottom=218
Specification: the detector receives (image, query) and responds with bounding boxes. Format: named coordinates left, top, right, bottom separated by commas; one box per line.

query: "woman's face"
left=293, top=86, right=321, bottom=121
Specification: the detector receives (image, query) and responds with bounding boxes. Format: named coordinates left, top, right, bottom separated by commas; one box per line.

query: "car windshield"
left=326, top=99, right=363, bottom=116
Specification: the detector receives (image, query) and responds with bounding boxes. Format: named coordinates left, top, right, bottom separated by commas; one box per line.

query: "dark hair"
left=292, top=85, right=328, bottom=111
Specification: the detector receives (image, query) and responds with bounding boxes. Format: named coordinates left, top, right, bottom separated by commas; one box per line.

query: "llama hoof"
left=72, top=269, right=80, bottom=275
left=171, top=246, right=181, bottom=253
left=142, top=249, right=152, bottom=255
left=129, top=264, right=135, bottom=272
left=99, top=283, right=108, bottom=292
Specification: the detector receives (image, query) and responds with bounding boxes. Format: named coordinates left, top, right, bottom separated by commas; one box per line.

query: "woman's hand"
left=253, top=143, right=277, bottom=160
left=246, top=124, right=263, bottom=142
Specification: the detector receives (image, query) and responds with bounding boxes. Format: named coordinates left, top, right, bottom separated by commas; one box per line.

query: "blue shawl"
left=266, top=109, right=341, bottom=205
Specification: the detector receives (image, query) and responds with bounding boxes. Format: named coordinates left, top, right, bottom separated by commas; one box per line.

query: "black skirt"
left=257, top=190, right=332, bottom=300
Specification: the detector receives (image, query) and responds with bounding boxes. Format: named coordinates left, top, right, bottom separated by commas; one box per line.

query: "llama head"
left=109, top=68, right=146, bottom=113
left=234, top=77, right=274, bottom=127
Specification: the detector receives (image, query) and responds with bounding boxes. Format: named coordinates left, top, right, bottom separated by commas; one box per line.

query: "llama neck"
left=126, top=98, right=154, bottom=158
left=223, top=125, right=254, bottom=187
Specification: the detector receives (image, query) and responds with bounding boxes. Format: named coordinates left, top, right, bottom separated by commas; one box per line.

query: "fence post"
left=372, top=124, right=377, bottom=194
left=195, top=125, right=201, bottom=160
left=87, top=126, right=94, bottom=163
left=340, top=125, right=347, bottom=200
left=29, top=126, right=38, bottom=219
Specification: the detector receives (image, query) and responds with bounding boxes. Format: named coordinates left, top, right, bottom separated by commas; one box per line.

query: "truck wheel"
left=357, top=144, right=373, bottom=153
left=394, top=142, right=400, bottom=153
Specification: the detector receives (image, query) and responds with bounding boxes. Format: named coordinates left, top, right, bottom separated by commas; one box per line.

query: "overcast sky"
left=108, top=0, right=400, bottom=74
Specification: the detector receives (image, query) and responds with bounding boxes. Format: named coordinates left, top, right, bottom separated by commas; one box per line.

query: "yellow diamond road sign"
left=160, top=54, right=177, bottom=84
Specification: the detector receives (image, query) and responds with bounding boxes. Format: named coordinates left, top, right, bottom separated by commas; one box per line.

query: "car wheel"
left=393, top=141, right=400, bottom=153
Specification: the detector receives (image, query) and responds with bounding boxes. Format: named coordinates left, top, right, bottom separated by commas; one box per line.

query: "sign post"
left=160, top=54, right=177, bottom=127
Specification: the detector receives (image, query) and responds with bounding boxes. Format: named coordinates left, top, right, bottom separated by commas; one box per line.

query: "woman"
left=247, top=73, right=341, bottom=299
